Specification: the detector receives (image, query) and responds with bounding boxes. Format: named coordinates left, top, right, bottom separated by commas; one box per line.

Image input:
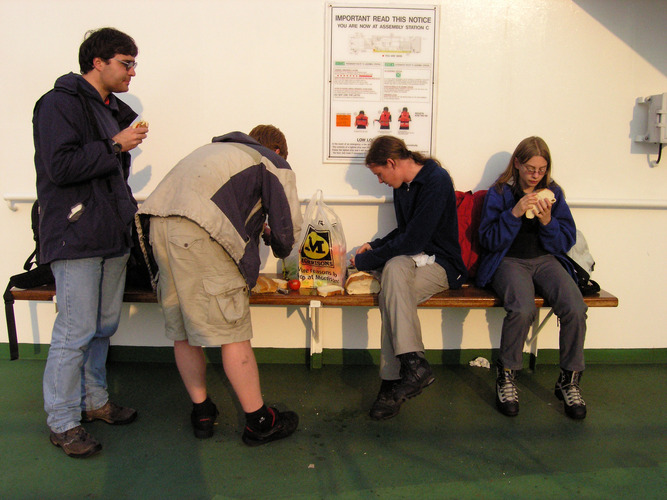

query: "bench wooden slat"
left=5, top=279, right=618, bottom=366
left=9, top=283, right=619, bottom=308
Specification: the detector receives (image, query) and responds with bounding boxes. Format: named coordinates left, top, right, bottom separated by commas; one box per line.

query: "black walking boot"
left=393, top=352, right=435, bottom=401
left=369, top=379, right=403, bottom=420
left=495, top=364, right=519, bottom=417
left=555, top=369, right=587, bottom=420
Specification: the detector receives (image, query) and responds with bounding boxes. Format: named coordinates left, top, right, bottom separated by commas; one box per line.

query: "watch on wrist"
left=112, top=141, right=122, bottom=154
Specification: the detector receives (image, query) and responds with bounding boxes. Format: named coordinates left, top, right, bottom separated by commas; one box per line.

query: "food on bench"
left=273, top=278, right=288, bottom=290
left=132, top=120, right=149, bottom=128
left=525, top=188, right=555, bottom=219
left=251, top=276, right=278, bottom=294
left=316, top=284, right=344, bottom=297
left=345, top=271, right=380, bottom=295
left=288, top=279, right=301, bottom=291
left=251, top=277, right=289, bottom=294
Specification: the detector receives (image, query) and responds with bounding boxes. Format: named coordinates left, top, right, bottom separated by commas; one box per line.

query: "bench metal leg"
left=526, top=308, right=554, bottom=370
left=3, top=283, right=19, bottom=360
left=308, top=300, right=322, bottom=369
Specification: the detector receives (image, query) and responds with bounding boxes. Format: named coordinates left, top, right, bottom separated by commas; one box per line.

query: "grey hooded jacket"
left=137, top=132, right=301, bottom=288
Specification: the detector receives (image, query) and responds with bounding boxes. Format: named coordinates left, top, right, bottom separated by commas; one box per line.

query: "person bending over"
left=139, top=125, right=302, bottom=444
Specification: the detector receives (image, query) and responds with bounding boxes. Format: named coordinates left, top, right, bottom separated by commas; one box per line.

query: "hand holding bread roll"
left=525, top=188, right=555, bottom=219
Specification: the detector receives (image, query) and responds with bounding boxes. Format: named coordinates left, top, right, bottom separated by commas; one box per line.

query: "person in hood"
left=34, top=27, right=148, bottom=458
left=350, top=135, right=466, bottom=421
left=138, top=125, right=302, bottom=446
left=476, top=136, right=588, bottom=420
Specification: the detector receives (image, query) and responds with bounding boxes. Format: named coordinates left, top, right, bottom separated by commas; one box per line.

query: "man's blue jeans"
left=44, top=253, right=129, bottom=433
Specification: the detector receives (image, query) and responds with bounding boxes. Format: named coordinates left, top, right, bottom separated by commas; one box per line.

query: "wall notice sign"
left=325, top=4, right=439, bottom=162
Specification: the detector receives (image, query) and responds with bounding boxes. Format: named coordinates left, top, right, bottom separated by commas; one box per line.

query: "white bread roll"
left=345, top=271, right=381, bottom=295
left=316, top=284, right=344, bottom=297
left=526, top=188, right=556, bottom=219
left=251, top=276, right=278, bottom=294
left=272, top=278, right=288, bottom=290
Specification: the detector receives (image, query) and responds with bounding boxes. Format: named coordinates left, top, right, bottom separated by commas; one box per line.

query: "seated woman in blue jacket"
left=476, top=136, right=588, bottom=420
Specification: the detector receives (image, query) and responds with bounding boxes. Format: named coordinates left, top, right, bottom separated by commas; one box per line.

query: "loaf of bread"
left=526, top=188, right=556, bottom=219
left=251, top=276, right=290, bottom=294
left=273, top=278, right=288, bottom=290
left=316, top=284, right=344, bottom=297
left=345, top=271, right=381, bottom=295
left=251, top=276, right=278, bottom=294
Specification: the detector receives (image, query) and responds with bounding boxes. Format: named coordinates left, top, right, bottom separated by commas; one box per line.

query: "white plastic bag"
left=297, top=190, right=347, bottom=288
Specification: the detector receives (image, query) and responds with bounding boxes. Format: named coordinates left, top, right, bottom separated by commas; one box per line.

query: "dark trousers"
left=491, top=255, right=587, bottom=372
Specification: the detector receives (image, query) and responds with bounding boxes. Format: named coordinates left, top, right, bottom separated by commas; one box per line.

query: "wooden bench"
left=4, top=278, right=618, bottom=369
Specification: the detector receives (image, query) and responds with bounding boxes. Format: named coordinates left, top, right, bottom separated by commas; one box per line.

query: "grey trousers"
left=378, top=256, right=449, bottom=380
left=491, top=255, right=588, bottom=372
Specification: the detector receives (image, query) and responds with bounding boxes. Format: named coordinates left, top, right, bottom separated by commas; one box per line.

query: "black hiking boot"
left=393, top=352, right=435, bottom=401
left=555, top=369, right=587, bottom=420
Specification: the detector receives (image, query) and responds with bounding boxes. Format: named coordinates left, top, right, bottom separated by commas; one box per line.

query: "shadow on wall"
left=474, top=151, right=510, bottom=192
left=574, top=0, right=667, bottom=77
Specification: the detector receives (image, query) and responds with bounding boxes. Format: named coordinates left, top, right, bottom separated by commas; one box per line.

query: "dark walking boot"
left=369, top=379, right=403, bottom=420
left=555, top=369, right=587, bottom=420
left=496, top=364, right=519, bottom=417
left=393, top=352, right=435, bottom=401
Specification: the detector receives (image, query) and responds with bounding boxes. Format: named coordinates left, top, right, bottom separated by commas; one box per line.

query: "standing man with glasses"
left=33, top=27, right=148, bottom=458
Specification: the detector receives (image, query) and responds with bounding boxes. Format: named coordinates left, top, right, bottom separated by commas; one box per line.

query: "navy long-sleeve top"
left=354, top=159, right=467, bottom=289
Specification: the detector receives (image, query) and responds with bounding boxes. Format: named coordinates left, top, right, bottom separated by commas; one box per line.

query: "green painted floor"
left=1, top=360, right=665, bottom=499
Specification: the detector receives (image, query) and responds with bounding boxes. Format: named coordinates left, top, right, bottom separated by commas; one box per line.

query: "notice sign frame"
left=324, top=3, right=439, bottom=163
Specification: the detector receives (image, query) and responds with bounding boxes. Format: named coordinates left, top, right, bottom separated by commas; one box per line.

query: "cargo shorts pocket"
left=168, top=232, right=206, bottom=261
left=203, top=276, right=248, bottom=324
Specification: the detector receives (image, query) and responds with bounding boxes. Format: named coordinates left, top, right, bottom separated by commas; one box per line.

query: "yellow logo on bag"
left=301, top=227, right=331, bottom=261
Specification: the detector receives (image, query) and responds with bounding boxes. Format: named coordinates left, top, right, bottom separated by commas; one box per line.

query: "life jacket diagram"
left=399, top=109, right=411, bottom=129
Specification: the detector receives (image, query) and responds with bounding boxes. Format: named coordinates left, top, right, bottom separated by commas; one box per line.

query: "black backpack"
left=4, top=201, right=54, bottom=360
left=8, top=201, right=55, bottom=290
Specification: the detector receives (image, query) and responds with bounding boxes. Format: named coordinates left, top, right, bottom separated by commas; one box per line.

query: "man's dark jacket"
left=33, top=72, right=138, bottom=264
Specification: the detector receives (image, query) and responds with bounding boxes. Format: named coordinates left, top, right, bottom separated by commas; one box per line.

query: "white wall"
left=2, top=0, right=666, bottom=353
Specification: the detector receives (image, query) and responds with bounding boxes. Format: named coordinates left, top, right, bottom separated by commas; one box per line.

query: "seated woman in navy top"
left=476, top=136, right=588, bottom=420
left=351, top=135, right=466, bottom=421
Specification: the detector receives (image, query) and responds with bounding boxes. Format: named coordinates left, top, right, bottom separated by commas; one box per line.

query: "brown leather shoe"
left=50, top=425, right=102, bottom=458
left=81, top=401, right=137, bottom=425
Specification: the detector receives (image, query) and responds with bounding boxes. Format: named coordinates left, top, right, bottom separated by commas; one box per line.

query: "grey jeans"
left=378, top=256, right=449, bottom=380
left=491, top=255, right=588, bottom=372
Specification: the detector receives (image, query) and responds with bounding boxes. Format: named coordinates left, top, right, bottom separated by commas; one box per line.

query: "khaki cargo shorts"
left=149, top=216, right=252, bottom=346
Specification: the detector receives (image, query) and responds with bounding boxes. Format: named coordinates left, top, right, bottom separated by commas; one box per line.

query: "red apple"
left=288, top=279, right=301, bottom=291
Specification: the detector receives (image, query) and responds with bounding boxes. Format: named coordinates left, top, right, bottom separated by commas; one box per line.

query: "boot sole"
left=50, top=437, right=102, bottom=458
left=398, top=375, right=436, bottom=401
left=193, top=428, right=215, bottom=439
left=495, top=396, right=519, bottom=417
left=81, top=414, right=137, bottom=425
left=554, top=388, right=587, bottom=419
left=369, top=402, right=403, bottom=420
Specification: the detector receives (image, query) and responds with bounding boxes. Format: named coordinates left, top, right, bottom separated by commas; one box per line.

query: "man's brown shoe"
left=50, top=425, right=102, bottom=458
left=82, top=401, right=137, bottom=425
